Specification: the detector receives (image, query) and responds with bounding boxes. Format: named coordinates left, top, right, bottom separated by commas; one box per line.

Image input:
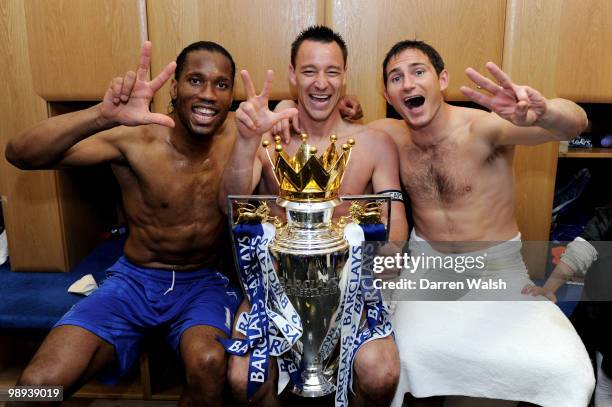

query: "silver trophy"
left=270, top=197, right=348, bottom=396
left=230, top=134, right=388, bottom=397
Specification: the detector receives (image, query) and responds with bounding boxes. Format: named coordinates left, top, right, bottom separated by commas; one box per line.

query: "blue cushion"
left=0, top=238, right=124, bottom=330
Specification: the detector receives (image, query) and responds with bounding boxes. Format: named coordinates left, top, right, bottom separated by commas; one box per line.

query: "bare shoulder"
left=101, top=124, right=175, bottom=163
left=343, top=122, right=397, bottom=155
left=460, top=104, right=489, bottom=123
left=455, top=105, right=497, bottom=137
left=367, top=118, right=408, bottom=138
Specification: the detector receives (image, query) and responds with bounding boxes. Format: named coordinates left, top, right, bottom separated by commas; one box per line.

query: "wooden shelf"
left=559, top=148, right=612, bottom=158
left=73, top=378, right=144, bottom=400
left=151, top=385, right=183, bottom=401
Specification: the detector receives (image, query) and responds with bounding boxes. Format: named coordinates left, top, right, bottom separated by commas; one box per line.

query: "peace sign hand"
left=236, top=70, right=298, bottom=139
left=99, top=41, right=176, bottom=128
left=460, top=62, right=548, bottom=127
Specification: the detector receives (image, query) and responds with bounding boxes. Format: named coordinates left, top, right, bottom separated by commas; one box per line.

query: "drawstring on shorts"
left=163, top=270, right=176, bottom=295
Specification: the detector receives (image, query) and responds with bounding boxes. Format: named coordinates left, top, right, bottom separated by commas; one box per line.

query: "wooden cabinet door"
left=147, top=0, right=325, bottom=114
left=25, top=0, right=148, bottom=101
left=507, top=0, right=611, bottom=276
left=500, top=0, right=611, bottom=105
left=555, top=0, right=612, bottom=102
left=504, top=0, right=564, bottom=249
left=327, top=0, right=506, bottom=122
left=0, top=0, right=66, bottom=271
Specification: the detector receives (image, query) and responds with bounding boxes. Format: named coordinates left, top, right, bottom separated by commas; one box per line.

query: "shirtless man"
left=5, top=41, right=246, bottom=406
left=369, top=40, right=594, bottom=406
left=219, top=26, right=406, bottom=406
left=371, top=40, right=587, bottom=243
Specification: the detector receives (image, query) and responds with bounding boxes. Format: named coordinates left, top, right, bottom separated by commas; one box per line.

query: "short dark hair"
left=291, top=25, right=348, bottom=67
left=382, top=40, right=445, bottom=86
left=174, top=41, right=235, bottom=81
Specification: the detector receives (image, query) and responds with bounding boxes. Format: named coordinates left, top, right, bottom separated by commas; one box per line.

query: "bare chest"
left=401, top=142, right=474, bottom=205
left=117, top=149, right=228, bottom=217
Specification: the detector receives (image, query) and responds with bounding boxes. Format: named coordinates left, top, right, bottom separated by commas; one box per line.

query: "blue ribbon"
left=219, top=223, right=270, bottom=399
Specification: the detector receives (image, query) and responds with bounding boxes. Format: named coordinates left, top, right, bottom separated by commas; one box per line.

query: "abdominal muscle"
left=411, top=195, right=519, bottom=246
left=122, top=219, right=225, bottom=270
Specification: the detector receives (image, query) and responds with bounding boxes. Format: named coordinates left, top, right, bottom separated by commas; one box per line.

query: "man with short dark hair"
left=220, top=25, right=406, bottom=407
left=5, top=41, right=243, bottom=406
left=369, top=40, right=595, bottom=407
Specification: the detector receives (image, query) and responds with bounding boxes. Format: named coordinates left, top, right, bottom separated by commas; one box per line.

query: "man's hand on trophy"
left=236, top=70, right=298, bottom=139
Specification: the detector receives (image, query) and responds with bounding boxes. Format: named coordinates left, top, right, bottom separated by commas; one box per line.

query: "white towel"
left=390, top=234, right=595, bottom=407
left=0, top=229, right=8, bottom=265
left=68, top=274, right=98, bottom=296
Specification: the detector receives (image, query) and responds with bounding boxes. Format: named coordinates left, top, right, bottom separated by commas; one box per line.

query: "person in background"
left=524, top=203, right=612, bottom=407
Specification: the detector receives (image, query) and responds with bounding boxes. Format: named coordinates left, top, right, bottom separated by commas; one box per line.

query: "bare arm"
left=522, top=237, right=598, bottom=302
left=5, top=41, right=175, bottom=170
left=461, top=62, right=587, bottom=146
left=218, top=70, right=297, bottom=213
left=368, top=118, right=408, bottom=142
left=370, top=131, right=408, bottom=241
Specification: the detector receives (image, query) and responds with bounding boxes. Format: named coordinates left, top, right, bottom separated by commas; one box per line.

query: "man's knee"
left=357, top=360, right=400, bottom=399
left=354, top=341, right=400, bottom=399
left=227, top=354, right=276, bottom=404
left=18, top=359, right=63, bottom=387
left=184, top=345, right=227, bottom=386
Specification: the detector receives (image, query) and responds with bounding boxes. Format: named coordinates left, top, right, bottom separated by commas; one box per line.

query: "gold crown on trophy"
left=262, top=133, right=355, bottom=202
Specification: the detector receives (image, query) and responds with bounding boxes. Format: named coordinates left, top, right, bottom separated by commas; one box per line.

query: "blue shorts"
left=54, top=256, right=242, bottom=381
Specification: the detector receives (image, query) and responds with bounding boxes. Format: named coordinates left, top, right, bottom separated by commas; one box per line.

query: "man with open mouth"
left=219, top=25, right=408, bottom=407
left=5, top=41, right=244, bottom=406
left=369, top=40, right=595, bottom=406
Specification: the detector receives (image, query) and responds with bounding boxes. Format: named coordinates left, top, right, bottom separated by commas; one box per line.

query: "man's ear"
left=383, top=88, right=391, bottom=105
left=439, top=69, right=449, bottom=92
left=289, top=63, right=297, bottom=87
left=170, top=78, right=178, bottom=100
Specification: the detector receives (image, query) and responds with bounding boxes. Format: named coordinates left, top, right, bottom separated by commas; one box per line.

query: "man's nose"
left=198, top=83, right=217, bottom=101
left=402, top=76, right=415, bottom=91
left=314, top=73, right=328, bottom=90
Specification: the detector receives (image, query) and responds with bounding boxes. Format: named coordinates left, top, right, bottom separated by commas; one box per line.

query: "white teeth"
left=403, top=95, right=422, bottom=103
left=310, top=94, right=330, bottom=101
left=193, top=107, right=216, bottom=116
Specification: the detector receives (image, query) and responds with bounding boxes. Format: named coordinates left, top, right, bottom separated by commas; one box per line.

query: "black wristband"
left=377, top=189, right=404, bottom=203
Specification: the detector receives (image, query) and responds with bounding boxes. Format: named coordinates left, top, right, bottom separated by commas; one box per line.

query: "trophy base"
left=289, top=373, right=336, bottom=397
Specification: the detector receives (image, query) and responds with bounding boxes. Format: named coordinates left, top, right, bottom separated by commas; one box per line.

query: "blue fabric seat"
left=0, top=238, right=124, bottom=330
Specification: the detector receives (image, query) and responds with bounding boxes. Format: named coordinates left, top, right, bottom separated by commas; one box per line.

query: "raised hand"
left=236, top=70, right=298, bottom=139
left=99, top=41, right=176, bottom=128
left=460, top=62, right=548, bottom=127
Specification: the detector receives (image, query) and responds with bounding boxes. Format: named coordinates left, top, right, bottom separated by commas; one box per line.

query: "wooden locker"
left=147, top=0, right=325, bottom=114
left=327, top=0, right=506, bottom=122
